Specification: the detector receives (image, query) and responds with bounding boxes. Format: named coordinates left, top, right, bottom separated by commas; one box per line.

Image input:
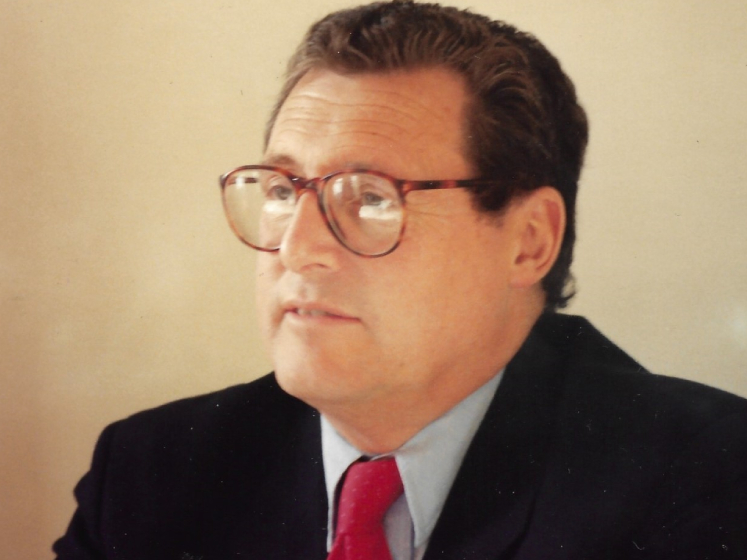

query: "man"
left=54, top=1, right=747, bottom=559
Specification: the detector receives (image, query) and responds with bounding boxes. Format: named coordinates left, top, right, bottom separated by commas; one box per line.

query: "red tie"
left=327, top=458, right=404, bottom=560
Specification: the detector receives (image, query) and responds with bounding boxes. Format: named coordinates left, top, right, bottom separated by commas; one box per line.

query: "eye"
left=356, top=186, right=400, bottom=222
left=263, top=176, right=295, bottom=202
left=267, top=185, right=294, bottom=201
left=360, top=191, right=388, bottom=207
left=325, top=172, right=400, bottom=221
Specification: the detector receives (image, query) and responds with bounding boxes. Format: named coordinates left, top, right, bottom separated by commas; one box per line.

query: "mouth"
left=282, top=302, right=359, bottom=323
left=293, top=308, right=340, bottom=318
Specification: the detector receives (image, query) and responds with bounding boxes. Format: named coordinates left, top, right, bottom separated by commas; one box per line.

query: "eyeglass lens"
left=222, top=168, right=405, bottom=256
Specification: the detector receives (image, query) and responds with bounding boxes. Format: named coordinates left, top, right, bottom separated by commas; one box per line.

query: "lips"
left=282, top=300, right=358, bottom=322
left=295, top=308, right=336, bottom=317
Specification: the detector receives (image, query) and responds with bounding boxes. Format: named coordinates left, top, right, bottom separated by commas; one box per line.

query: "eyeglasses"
left=219, top=165, right=498, bottom=257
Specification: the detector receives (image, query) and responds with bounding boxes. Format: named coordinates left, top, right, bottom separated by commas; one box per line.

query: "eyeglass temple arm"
left=399, top=178, right=498, bottom=195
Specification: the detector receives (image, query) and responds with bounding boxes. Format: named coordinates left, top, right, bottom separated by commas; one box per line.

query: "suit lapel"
left=424, top=319, right=566, bottom=559
left=214, top=380, right=329, bottom=560
left=285, top=405, right=329, bottom=559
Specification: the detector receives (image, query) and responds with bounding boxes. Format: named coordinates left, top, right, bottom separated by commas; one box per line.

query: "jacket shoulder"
left=534, top=313, right=747, bottom=422
left=108, top=373, right=316, bottom=459
left=508, top=313, right=747, bottom=557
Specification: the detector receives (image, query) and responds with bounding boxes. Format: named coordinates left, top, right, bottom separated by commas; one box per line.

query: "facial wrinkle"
left=284, top=92, right=429, bottom=129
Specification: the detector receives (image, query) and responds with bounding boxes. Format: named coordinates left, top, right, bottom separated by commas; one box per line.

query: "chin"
left=273, top=360, right=367, bottom=412
left=273, top=360, right=329, bottom=402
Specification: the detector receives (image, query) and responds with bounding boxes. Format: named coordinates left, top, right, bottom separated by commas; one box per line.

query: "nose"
left=278, top=189, right=342, bottom=273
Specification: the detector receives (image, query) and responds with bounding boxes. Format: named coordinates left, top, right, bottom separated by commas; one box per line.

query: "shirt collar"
left=321, top=370, right=503, bottom=548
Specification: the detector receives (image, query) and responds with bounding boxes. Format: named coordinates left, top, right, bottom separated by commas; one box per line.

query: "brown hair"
left=265, top=0, right=589, bottom=310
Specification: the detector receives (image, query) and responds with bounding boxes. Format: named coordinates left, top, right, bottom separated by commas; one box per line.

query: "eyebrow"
left=261, top=153, right=299, bottom=168
left=261, top=153, right=386, bottom=175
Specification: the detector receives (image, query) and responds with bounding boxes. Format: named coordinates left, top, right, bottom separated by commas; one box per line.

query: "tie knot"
left=336, top=458, right=404, bottom=536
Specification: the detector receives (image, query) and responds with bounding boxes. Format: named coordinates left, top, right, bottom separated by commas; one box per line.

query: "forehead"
left=265, top=68, right=473, bottom=179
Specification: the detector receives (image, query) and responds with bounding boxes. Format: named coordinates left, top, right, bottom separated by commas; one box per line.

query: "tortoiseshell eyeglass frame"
left=219, top=164, right=501, bottom=257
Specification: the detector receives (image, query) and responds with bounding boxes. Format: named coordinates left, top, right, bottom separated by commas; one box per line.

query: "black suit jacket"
left=54, top=314, right=747, bottom=559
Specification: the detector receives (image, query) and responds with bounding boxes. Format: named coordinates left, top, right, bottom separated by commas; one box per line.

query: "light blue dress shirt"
left=321, top=370, right=503, bottom=560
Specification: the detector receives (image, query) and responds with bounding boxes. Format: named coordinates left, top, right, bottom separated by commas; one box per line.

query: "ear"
left=508, top=186, right=566, bottom=290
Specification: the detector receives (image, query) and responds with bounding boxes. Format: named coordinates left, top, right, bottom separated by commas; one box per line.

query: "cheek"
left=255, top=257, right=279, bottom=337
left=395, top=240, right=508, bottom=330
left=364, top=258, right=454, bottom=347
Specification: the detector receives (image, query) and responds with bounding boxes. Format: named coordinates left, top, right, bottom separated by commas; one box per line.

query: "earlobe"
left=509, top=187, right=566, bottom=289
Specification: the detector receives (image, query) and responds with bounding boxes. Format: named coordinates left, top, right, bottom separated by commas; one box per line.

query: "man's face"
left=257, top=68, right=525, bottom=425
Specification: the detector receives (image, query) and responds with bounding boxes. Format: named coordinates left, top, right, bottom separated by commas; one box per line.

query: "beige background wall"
left=2, top=0, right=745, bottom=557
